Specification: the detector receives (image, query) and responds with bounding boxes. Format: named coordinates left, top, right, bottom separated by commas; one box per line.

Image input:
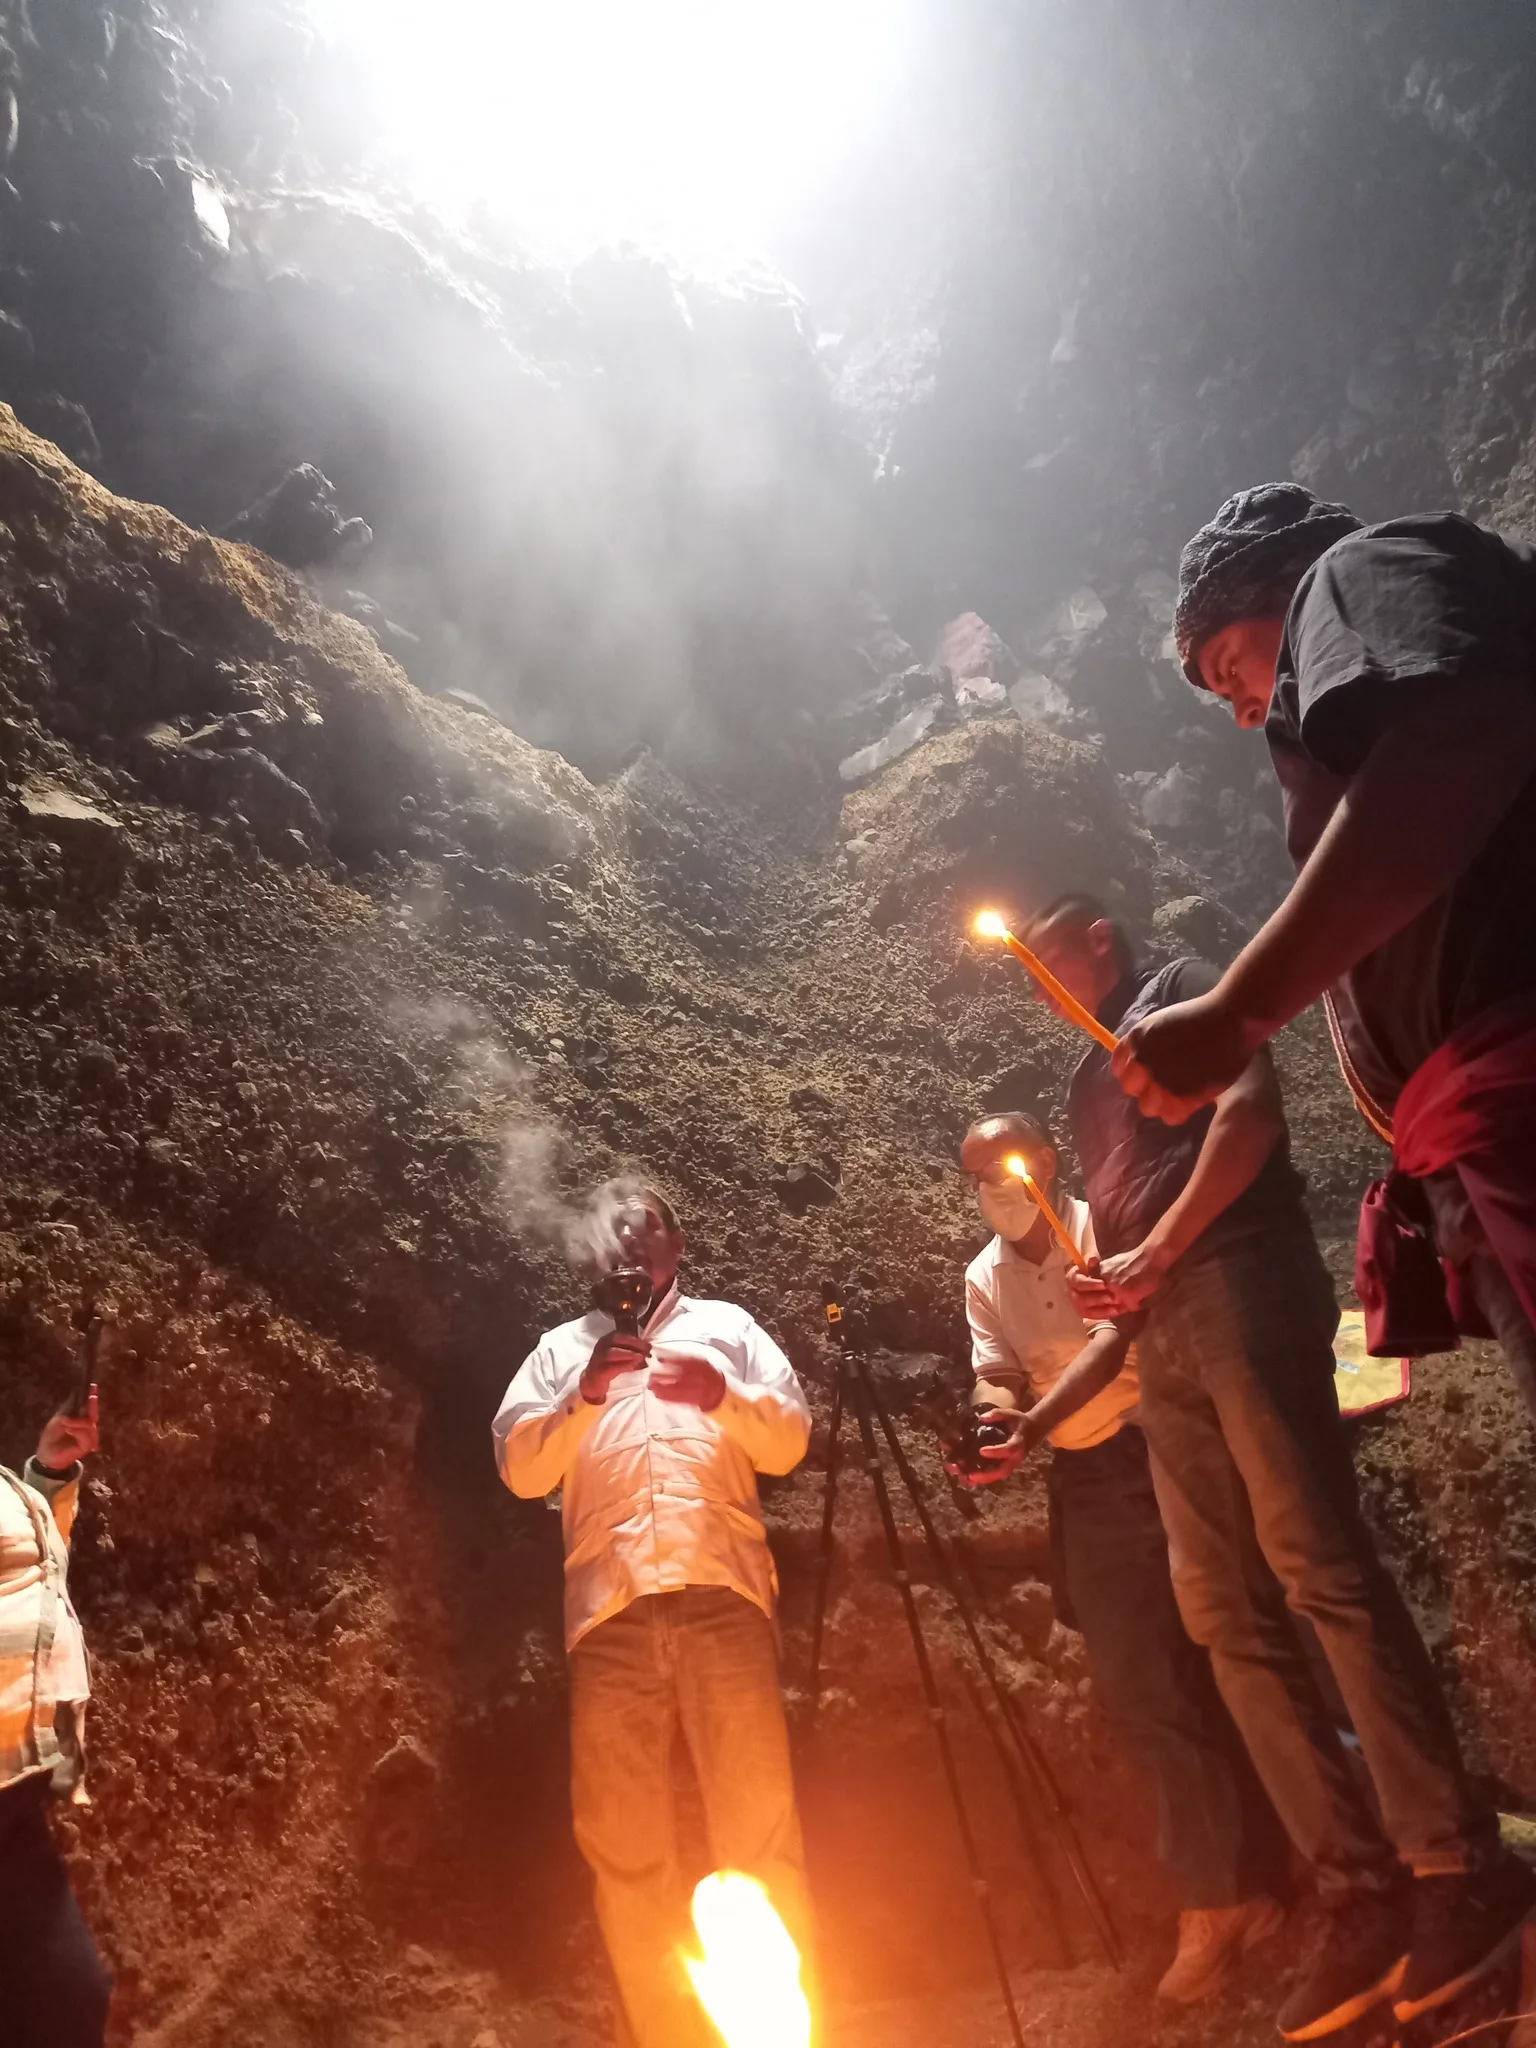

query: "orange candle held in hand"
left=1004, top=1154, right=1091, bottom=1271
left=973, top=910, right=1120, bottom=1053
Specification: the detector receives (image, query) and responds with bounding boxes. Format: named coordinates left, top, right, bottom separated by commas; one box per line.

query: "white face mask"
left=978, top=1178, right=1042, bottom=1243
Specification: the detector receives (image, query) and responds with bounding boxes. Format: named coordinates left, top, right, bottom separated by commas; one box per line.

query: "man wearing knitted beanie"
left=1107, top=483, right=1536, bottom=2029
left=1123, top=483, right=1536, bottom=1423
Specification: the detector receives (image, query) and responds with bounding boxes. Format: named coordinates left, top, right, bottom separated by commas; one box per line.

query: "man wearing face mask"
left=493, top=1180, right=813, bottom=2048
left=959, top=1112, right=1287, bottom=2005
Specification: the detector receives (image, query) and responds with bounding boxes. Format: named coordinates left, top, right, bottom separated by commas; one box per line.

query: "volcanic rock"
left=838, top=692, right=948, bottom=783
left=772, top=1163, right=840, bottom=1215
left=221, top=464, right=373, bottom=571
left=931, top=611, right=1020, bottom=709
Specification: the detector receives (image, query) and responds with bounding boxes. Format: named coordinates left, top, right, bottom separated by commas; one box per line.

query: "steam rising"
left=392, top=1000, right=659, bottom=1270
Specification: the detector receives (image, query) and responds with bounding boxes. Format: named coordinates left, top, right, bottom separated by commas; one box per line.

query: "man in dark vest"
left=1021, top=893, right=1532, bottom=2040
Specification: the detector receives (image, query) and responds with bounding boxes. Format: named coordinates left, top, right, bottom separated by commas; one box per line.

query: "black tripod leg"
left=954, top=1662, right=1071, bottom=1968
left=805, top=1371, right=844, bottom=1720
left=843, top=1351, right=1028, bottom=2048
left=859, top=1359, right=1124, bottom=1970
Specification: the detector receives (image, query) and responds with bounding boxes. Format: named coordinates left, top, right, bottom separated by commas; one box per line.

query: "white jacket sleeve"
left=493, top=1342, right=601, bottom=1499
left=712, top=1317, right=811, bottom=1475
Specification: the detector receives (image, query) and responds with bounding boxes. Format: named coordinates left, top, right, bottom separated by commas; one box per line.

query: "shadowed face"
left=1024, top=914, right=1122, bottom=1016
left=959, top=1122, right=1057, bottom=1198
left=1194, top=617, right=1286, bottom=730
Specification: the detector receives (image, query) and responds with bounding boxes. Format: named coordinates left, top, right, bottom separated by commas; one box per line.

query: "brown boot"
left=1157, top=1897, right=1286, bottom=2004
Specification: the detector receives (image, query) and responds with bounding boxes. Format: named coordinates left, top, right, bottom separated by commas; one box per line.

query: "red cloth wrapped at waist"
left=1353, top=994, right=1536, bottom=1358
left=1393, top=994, right=1536, bottom=1176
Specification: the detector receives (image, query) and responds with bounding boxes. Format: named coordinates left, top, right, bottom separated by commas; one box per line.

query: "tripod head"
left=821, top=1282, right=846, bottom=1345
left=823, top=1282, right=871, bottom=1354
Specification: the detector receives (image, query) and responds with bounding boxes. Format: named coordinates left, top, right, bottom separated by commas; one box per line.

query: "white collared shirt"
left=492, top=1290, right=811, bottom=1649
left=965, top=1197, right=1140, bottom=1451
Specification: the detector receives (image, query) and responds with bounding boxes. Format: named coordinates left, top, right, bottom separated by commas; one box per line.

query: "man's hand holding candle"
left=1112, top=985, right=1258, bottom=1125
left=1066, top=1241, right=1174, bottom=1317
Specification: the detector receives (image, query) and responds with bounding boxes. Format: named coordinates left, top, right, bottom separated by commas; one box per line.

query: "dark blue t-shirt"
left=1267, top=512, right=1536, bottom=1109
left=1068, top=961, right=1309, bottom=1262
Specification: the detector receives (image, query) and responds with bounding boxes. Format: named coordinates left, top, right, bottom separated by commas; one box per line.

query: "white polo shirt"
left=965, top=1196, right=1140, bottom=1452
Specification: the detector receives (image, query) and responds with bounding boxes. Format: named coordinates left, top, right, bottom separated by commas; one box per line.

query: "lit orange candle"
left=973, top=910, right=1120, bottom=1053
left=1004, top=1153, right=1091, bottom=1271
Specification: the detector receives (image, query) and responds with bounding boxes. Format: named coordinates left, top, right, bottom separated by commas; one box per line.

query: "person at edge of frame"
left=1019, top=893, right=1534, bottom=2043
left=1, top=1385, right=112, bottom=2048
left=955, top=1108, right=1290, bottom=2006
left=492, top=1181, right=814, bottom=2048
left=1117, top=481, right=1536, bottom=1427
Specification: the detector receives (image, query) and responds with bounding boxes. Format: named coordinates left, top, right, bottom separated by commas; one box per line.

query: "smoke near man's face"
left=387, top=1004, right=680, bottom=1279
left=563, top=1178, right=680, bottom=1283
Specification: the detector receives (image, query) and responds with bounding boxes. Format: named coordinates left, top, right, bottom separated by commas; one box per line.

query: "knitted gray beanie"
left=1174, top=482, right=1362, bottom=687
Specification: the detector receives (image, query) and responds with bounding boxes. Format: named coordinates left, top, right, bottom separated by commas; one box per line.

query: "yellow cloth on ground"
left=1333, top=1307, right=1411, bottom=1417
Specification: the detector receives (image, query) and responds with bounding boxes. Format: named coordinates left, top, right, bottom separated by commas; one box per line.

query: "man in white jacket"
left=493, top=1183, right=813, bottom=2048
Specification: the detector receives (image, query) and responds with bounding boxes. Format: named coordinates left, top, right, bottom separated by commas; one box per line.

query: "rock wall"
left=5, top=3, right=1536, bottom=2041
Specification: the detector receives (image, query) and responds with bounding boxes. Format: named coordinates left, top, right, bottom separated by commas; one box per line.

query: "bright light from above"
left=309, top=0, right=918, bottom=262
left=974, top=910, right=1010, bottom=940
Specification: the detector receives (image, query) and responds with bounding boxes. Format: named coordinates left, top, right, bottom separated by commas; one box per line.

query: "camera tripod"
left=804, top=1287, right=1122, bottom=2047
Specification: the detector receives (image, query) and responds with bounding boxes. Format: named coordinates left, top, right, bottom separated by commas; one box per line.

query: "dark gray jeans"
left=1138, top=1228, right=1496, bottom=1896
left=1049, top=1424, right=1289, bottom=1909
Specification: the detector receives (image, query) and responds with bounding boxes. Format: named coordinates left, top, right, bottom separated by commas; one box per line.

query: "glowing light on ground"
left=306, top=0, right=917, bottom=263
left=973, top=908, right=1009, bottom=939
left=684, top=1870, right=811, bottom=2048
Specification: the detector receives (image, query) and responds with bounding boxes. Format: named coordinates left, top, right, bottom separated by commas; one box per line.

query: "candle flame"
left=1004, top=1153, right=1033, bottom=1185
left=973, top=909, right=1009, bottom=940
left=684, top=1871, right=811, bottom=2048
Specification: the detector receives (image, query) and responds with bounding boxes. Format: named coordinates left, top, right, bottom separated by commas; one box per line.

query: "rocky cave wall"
left=2, top=4, right=1536, bottom=2044
left=9, top=3, right=1536, bottom=922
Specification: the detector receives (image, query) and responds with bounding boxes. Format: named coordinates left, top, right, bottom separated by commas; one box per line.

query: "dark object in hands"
left=915, top=1381, right=1011, bottom=1475
left=951, top=1413, right=1013, bottom=1476
left=593, top=1267, right=654, bottom=1337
